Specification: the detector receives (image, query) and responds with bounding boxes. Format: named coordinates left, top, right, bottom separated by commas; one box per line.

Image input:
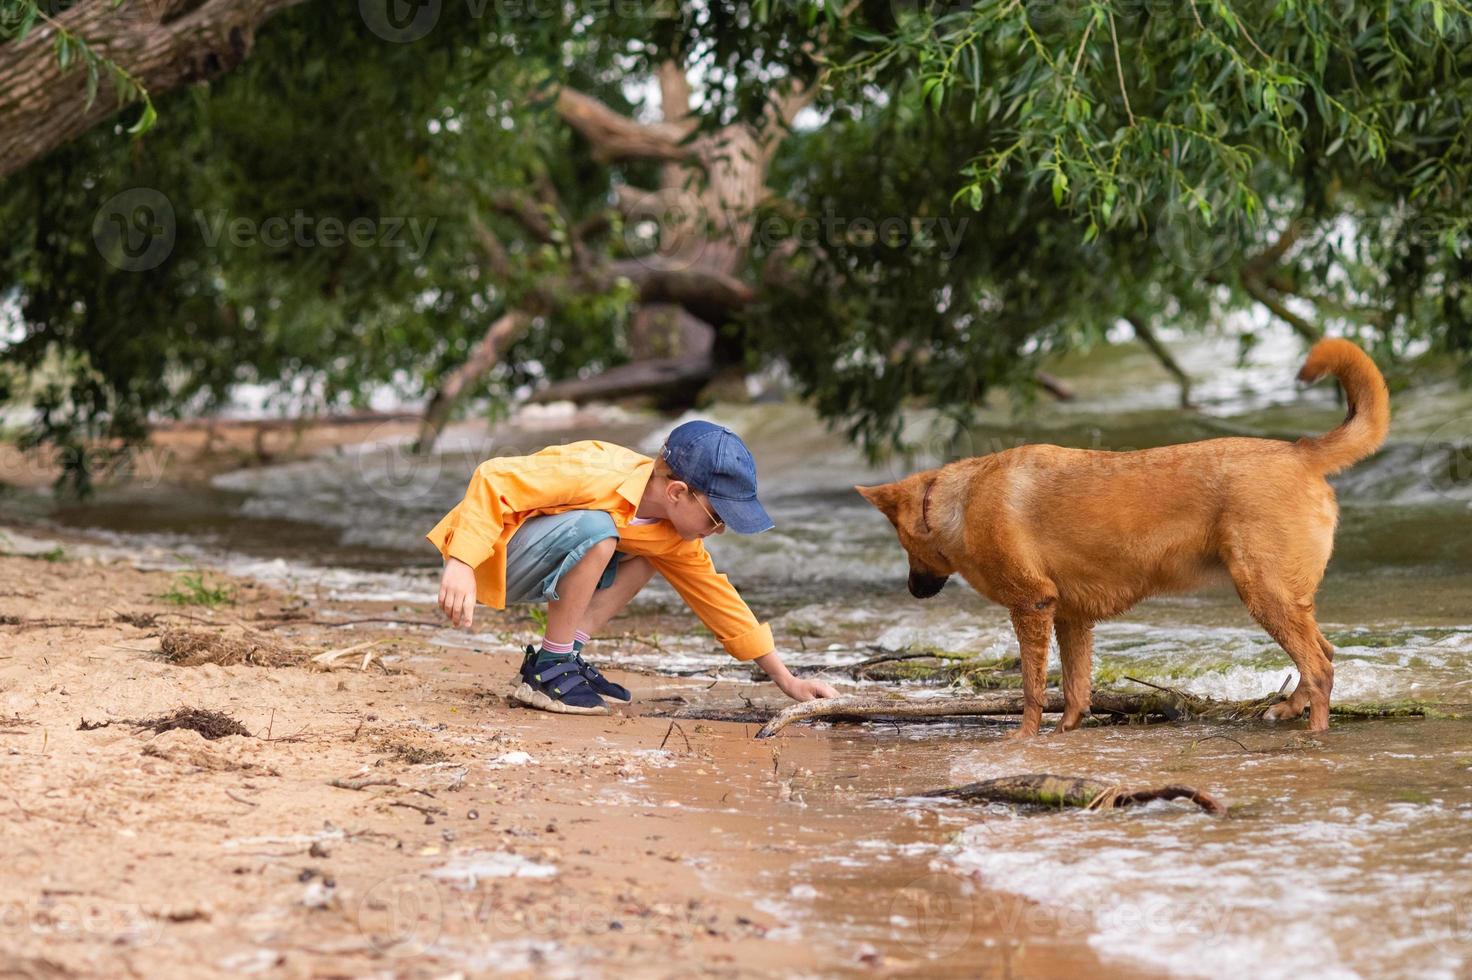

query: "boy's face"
left=665, top=481, right=727, bottom=540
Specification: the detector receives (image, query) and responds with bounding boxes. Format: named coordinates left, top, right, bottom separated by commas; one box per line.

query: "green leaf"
left=1051, top=168, right=1068, bottom=207
left=126, top=100, right=157, bottom=135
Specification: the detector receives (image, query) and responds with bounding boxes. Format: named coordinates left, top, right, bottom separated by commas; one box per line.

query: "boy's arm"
left=646, top=545, right=838, bottom=702
left=752, top=652, right=839, bottom=702
left=430, top=452, right=603, bottom=629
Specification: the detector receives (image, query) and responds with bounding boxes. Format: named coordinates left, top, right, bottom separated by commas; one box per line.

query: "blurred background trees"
left=2, top=0, right=1469, bottom=491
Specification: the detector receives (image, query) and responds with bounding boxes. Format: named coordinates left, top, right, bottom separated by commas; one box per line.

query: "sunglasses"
left=690, top=492, right=725, bottom=534
left=667, top=464, right=724, bottom=533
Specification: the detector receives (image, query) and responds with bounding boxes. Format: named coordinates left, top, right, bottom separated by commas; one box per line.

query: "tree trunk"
left=0, top=0, right=311, bottom=181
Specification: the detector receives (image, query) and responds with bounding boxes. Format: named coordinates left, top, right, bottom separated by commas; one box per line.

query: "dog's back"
left=955, top=339, right=1391, bottom=615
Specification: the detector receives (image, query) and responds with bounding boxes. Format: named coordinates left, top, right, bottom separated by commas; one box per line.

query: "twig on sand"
left=387, top=800, right=445, bottom=823
left=328, top=776, right=400, bottom=791
left=659, top=721, right=691, bottom=753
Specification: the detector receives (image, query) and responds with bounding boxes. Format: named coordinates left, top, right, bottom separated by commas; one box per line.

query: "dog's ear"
left=855, top=483, right=900, bottom=520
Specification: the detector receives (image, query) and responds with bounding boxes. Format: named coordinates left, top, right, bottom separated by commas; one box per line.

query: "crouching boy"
left=428, top=420, right=839, bottom=714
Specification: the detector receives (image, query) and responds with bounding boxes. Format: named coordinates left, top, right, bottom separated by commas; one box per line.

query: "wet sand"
left=0, top=538, right=1145, bottom=979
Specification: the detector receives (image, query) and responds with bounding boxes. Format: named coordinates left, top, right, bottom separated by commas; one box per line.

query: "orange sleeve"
left=648, top=542, right=774, bottom=661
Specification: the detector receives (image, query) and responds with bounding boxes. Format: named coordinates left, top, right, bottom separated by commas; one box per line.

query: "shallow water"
left=10, top=329, right=1472, bottom=978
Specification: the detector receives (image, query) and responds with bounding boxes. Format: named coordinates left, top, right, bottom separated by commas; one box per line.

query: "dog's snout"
left=907, top=570, right=949, bottom=599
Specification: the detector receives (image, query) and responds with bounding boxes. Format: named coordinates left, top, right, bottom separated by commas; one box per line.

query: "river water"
left=11, top=330, right=1472, bottom=978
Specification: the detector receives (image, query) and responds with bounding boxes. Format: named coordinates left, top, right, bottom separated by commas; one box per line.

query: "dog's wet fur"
left=858, top=338, right=1390, bottom=737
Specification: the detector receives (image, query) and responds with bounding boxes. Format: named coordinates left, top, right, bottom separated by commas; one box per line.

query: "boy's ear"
left=855, top=483, right=900, bottom=518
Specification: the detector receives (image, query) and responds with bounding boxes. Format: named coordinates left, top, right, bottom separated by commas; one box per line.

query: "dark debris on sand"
left=78, top=706, right=252, bottom=740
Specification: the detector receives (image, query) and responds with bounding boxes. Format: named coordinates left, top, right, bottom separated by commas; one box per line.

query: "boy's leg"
left=503, top=511, right=621, bottom=714
left=542, top=536, right=618, bottom=647
left=580, top=555, right=656, bottom=638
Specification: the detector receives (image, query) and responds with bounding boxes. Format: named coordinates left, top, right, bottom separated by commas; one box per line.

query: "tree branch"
left=1126, top=314, right=1195, bottom=408
left=553, top=87, right=694, bottom=164
left=1240, top=273, right=1323, bottom=342
left=415, top=310, right=531, bottom=452
left=0, top=0, right=311, bottom=180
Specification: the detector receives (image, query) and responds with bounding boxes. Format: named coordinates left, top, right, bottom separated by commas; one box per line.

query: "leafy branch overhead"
left=1, top=1, right=1470, bottom=488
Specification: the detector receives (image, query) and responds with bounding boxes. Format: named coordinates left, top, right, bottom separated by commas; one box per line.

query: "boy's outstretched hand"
left=778, top=676, right=840, bottom=702
left=754, top=652, right=839, bottom=702
left=438, top=557, right=478, bottom=629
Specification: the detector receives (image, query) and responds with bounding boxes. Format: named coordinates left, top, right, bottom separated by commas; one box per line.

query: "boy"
left=428, top=420, right=839, bottom=714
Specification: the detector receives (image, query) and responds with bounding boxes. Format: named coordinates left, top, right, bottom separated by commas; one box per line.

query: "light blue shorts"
left=503, top=510, right=621, bottom=604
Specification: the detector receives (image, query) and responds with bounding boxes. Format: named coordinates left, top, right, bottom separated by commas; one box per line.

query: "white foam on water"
left=940, top=802, right=1471, bottom=980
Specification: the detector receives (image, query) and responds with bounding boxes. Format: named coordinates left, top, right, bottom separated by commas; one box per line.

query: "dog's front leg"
left=1055, top=618, right=1094, bottom=732
left=1007, top=601, right=1055, bottom=739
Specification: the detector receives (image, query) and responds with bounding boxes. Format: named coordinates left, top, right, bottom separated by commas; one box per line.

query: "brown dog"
left=857, top=338, right=1390, bottom=736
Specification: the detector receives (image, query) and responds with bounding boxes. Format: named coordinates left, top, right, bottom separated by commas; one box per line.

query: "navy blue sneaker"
left=512, top=646, right=608, bottom=715
left=572, top=652, right=632, bottom=704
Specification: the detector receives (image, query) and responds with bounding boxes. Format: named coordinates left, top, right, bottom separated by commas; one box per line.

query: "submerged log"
left=918, top=774, right=1226, bottom=815
left=753, top=687, right=1467, bottom=739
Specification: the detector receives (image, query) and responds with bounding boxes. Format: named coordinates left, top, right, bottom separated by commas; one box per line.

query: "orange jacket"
left=426, top=440, right=774, bottom=661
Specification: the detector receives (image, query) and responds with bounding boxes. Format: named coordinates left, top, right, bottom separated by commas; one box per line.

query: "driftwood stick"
left=918, top=774, right=1226, bottom=815
left=753, top=689, right=1465, bottom=739
left=754, top=691, right=1170, bottom=739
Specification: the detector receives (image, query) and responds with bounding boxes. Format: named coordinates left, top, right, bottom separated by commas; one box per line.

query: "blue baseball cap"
left=659, top=420, right=774, bottom=534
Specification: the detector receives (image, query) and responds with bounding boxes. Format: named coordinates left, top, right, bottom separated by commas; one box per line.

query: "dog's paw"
left=1262, top=701, right=1306, bottom=722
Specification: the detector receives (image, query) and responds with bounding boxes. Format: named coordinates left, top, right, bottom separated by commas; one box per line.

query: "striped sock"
left=533, top=636, right=575, bottom=668
left=573, top=630, right=590, bottom=654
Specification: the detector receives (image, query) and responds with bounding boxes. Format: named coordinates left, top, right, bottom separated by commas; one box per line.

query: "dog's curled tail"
left=1296, top=338, right=1390, bottom=475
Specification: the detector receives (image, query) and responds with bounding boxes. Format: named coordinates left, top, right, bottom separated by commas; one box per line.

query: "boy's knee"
left=568, top=509, right=618, bottom=540
left=624, top=555, right=655, bottom=586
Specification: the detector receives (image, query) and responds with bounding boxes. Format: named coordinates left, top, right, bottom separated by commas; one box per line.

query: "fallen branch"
left=917, top=774, right=1226, bottom=815
left=754, top=687, right=1466, bottom=739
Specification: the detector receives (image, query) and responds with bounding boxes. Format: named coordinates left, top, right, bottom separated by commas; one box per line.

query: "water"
left=10, top=328, right=1472, bottom=977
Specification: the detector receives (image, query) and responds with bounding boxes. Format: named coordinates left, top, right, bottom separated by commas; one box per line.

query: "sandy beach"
left=0, top=529, right=1126, bottom=979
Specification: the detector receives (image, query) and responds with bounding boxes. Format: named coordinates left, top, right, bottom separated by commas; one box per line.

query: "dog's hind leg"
left=1054, top=618, right=1094, bottom=733
left=1226, top=556, right=1335, bottom=731
left=1008, top=599, right=1056, bottom=739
